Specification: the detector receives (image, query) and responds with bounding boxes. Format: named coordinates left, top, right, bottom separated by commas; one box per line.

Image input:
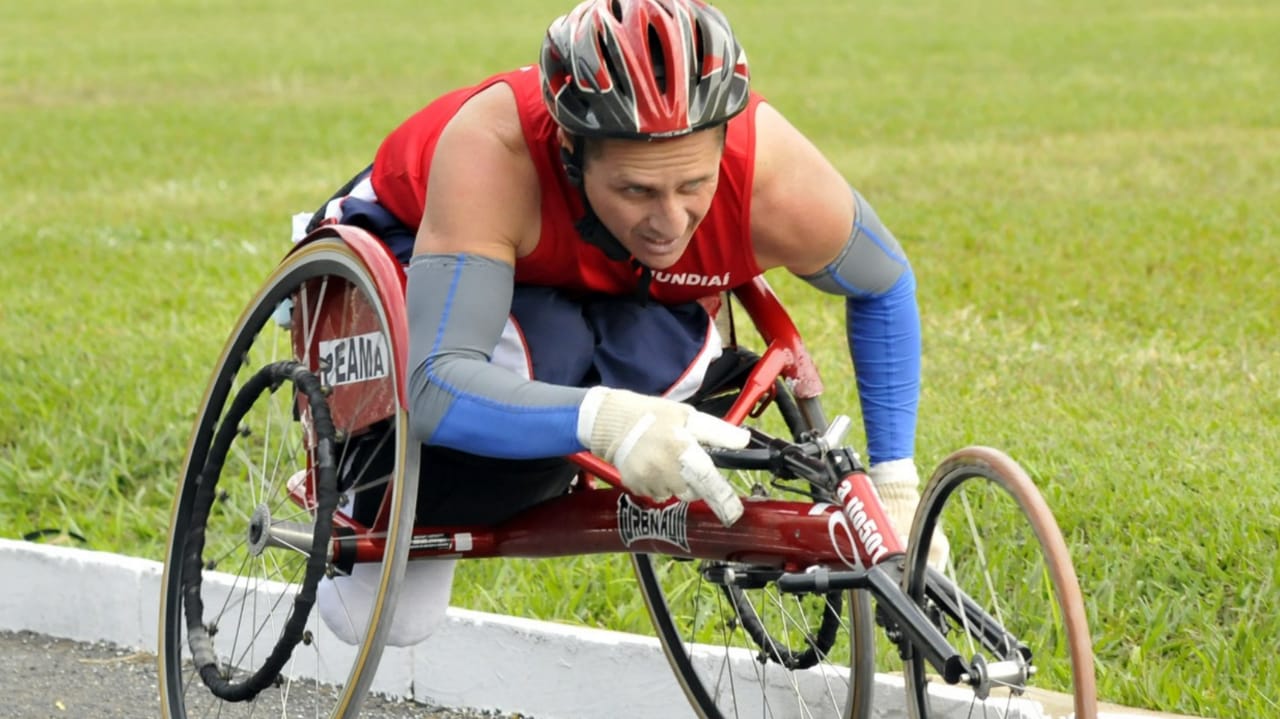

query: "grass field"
left=2, top=1, right=1278, bottom=716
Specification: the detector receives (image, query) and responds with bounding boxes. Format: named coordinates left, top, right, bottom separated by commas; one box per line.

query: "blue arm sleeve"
left=423, top=367, right=587, bottom=459
left=846, top=269, right=921, bottom=465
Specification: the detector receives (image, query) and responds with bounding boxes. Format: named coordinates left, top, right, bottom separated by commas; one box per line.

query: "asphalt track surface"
left=0, top=631, right=1203, bottom=719
left=0, top=631, right=505, bottom=719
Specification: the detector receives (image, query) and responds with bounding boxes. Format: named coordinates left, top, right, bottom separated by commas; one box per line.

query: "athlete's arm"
left=405, top=85, right=589, bottom=459
left=749, top=102, right=921, bottom=466
left=402, top=86, right=749, bottom=525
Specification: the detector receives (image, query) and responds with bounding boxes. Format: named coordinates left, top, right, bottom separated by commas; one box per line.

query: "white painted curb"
left=0, top=539, right=1165, bottom=719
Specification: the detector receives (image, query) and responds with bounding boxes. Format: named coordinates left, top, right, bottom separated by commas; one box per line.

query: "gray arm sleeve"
left=404, top=253, right=589, bottom=457
left=798, top=188, right=909, bottom=297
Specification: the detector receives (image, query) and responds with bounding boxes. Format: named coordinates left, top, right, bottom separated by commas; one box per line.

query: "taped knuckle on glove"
left=617, top=426, right=693, bottom=501
left=678, top=447, right=730, bottom=497
left=678, top=452, right=744, bottom=527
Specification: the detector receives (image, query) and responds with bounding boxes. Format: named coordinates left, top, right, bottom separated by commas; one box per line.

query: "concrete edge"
left=0, top=538, right=1181, bottom=719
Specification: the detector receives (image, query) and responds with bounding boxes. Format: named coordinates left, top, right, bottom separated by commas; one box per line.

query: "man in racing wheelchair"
left=300, top=0, right=943, bottom=646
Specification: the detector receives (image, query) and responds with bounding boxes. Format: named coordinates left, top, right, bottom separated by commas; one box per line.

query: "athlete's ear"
left=558, top=129, right=585, bottom=188
left=556, top=127, right=574, bottom=153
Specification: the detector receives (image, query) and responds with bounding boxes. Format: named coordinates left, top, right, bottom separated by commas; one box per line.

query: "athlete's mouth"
left=639, top=234, right=679, bottom=249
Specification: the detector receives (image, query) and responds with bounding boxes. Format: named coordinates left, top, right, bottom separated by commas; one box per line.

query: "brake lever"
left=816, top=415, right=852, bottom=454
left=706, top=427, right=826, bottom=481
left=705, top=427, right=783, bottom=470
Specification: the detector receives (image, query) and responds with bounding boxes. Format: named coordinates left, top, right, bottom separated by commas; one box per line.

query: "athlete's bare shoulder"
left=416, top=81, right=542, bottom=262
left=749, top=102, right=855, bottom=275
left=453, top=81, right=532, bottom=159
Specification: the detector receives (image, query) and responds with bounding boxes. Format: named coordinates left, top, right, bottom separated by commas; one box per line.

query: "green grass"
left=2, top=0, right=1278, bottom=716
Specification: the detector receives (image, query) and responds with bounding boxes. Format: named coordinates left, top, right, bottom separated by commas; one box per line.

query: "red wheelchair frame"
left=297, top=224, right=900, bottom=572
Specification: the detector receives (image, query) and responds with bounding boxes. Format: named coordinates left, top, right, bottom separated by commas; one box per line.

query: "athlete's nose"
left=649, top=194, right=685, bottom=239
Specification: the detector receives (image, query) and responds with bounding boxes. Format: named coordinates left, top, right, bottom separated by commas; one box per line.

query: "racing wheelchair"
left=158, top=224, right=1098, bottom=718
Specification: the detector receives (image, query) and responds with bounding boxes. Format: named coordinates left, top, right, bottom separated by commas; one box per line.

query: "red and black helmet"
left=540, top=0, right=751, bottom=140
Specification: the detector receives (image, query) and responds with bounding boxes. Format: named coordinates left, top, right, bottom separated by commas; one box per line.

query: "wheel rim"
left=902, top=447, right=1097, bottom=719
left=159, top=240, right=416, bottom=718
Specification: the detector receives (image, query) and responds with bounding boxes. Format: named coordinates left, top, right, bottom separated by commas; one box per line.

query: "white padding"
left=317, top=559, right=457, bottom=647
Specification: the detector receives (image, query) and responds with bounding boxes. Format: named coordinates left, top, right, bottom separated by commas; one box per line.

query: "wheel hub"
left=247, top=503, right=271, bottom=556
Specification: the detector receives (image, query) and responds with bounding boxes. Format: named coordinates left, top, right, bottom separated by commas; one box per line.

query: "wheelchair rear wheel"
left=158, top=235, right=419, bottom=718
left=634, top=367, right=876, bottom=719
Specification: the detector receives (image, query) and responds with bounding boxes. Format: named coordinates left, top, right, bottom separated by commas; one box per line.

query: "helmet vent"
left=647, top=23, right=668, bottom=93
left=610, top=0, right=624, bottom=21
left=598, top=33, right=627, bottom=93
left=690, top=18, right=704, bottom=78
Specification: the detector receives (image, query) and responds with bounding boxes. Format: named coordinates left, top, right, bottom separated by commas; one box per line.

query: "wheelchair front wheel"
left=158, top=235, right=420, bottom=718
left=902, top=447, right=1097, bottom=719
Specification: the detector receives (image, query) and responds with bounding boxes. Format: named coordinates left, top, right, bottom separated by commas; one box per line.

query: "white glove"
left=870, top=458, right=949, bottom=569
left=578, top=386, right=749, bottom=526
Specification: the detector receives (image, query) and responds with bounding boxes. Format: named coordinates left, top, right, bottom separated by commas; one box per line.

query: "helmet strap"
left=560, top=138, right=586, bottom=188
left=562, top=136, right=654, bottom=303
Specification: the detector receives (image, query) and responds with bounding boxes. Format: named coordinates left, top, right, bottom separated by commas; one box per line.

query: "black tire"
left=902, top=447, right=1097, bottom=719
left=634, top=362, right=877, bottom=718
left=158, top=237, right=420, bottom=718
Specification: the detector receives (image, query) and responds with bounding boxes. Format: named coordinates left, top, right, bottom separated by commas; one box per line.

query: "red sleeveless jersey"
left=370, top=67, right=764, bottom=304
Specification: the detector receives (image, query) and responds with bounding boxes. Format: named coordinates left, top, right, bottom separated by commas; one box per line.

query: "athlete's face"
left=578, top=130, right=723, bottom=270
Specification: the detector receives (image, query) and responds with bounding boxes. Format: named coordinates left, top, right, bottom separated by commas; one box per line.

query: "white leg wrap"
left=317, top=559, right=457, bottom=647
